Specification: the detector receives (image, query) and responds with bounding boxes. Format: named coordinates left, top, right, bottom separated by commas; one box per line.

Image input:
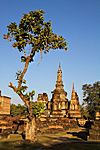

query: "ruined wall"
left=0, top=96, right=11, bottom=115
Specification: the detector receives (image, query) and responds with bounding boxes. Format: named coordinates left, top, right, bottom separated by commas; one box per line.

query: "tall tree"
left=82, top=81, right=100, bottom=120
left=4, top=10, right=68, bottom=142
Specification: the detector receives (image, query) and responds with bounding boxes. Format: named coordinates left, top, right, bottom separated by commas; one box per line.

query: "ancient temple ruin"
left=0, top=91, right=11, bottom=115
left=37, top=64, right=81, bottom=119
left=50, top=64, right=68, bottom=117
left=69, top=83, right=81, bottom=118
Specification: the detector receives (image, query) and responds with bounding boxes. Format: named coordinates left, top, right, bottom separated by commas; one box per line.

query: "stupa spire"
left=58, top=62, right=61, bottom=70
left=72, top=82, right=75, bottom=92
left=71, top=82, right=76, bottom=100
left=55, top=64, right=64, bottom=90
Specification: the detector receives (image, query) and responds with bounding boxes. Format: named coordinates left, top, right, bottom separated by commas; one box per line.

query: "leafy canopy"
left=4, top=10, right=67, bottom=63
left=10, top=104, right=27, bottom=117
left=82, top=81, right=100, bottom=119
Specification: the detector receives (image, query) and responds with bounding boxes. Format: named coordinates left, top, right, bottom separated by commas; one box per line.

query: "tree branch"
left=9, top=82, right=18, bottom=92
left=9, top=82, right=33, bottom=120
left=18, top=56, right=31, bottom=88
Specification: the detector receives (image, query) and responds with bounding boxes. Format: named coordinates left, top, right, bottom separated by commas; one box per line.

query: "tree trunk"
left=25, top=117, right=36, bottom=142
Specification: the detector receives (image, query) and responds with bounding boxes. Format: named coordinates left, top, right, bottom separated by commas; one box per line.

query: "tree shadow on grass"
left=66, top=120, right=94, bottom=141
left=67, top=130, right=88, bottom=141
left=44, top=141, right=100, bottom=150
left=0, top=135, right=100, bottom=150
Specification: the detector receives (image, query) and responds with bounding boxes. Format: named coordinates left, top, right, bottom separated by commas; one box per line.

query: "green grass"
left=0, top=132, right=100, bottom=150
left=0, top=141, right=43, bottom=150
left=45, top=142, right=100, bottom=150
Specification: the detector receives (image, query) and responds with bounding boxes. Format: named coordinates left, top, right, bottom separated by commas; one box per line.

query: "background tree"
left=82, top=81, right=100, bottom=120
left=4, top=10, right=68, bottom=141
left=32, top=102, right=45, bottom=117
left=10, top=102, right=45, bottom=118
left=10, top=104, right=27, bottom=117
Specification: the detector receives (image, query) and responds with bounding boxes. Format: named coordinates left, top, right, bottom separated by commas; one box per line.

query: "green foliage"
left=10, top=102, right=45, bottom=118
left=16, top=70, right=22, bottom=81
left=80, top=105, right=90, bottom=119
left=32, top=102, right=45, bottom=117
left=24, top=90, right=35, bottom=101
left=17, top=86, right=28, bottom=94
left=82, top=81, right=100, bottom=120
left=10, top=104, right=27, bottom=116
left=4, top=9, right=67, bottom=62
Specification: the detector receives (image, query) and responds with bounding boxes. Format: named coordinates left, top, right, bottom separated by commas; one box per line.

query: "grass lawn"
left=0, top=132, right=100, bottom=150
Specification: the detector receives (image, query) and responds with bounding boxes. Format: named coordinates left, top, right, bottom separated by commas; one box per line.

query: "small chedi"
left=37, top=64, right=81, bottom=119
left=69, top=83, right=81, bottom=118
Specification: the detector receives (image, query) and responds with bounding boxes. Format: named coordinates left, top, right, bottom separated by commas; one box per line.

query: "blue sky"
left=0, top=0, right=100, bottom=104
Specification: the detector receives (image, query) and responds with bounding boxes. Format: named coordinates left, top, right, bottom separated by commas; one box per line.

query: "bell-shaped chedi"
left=69, top=83, right=81, bottom=118
left=50, top=64, right=68, bottom=117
